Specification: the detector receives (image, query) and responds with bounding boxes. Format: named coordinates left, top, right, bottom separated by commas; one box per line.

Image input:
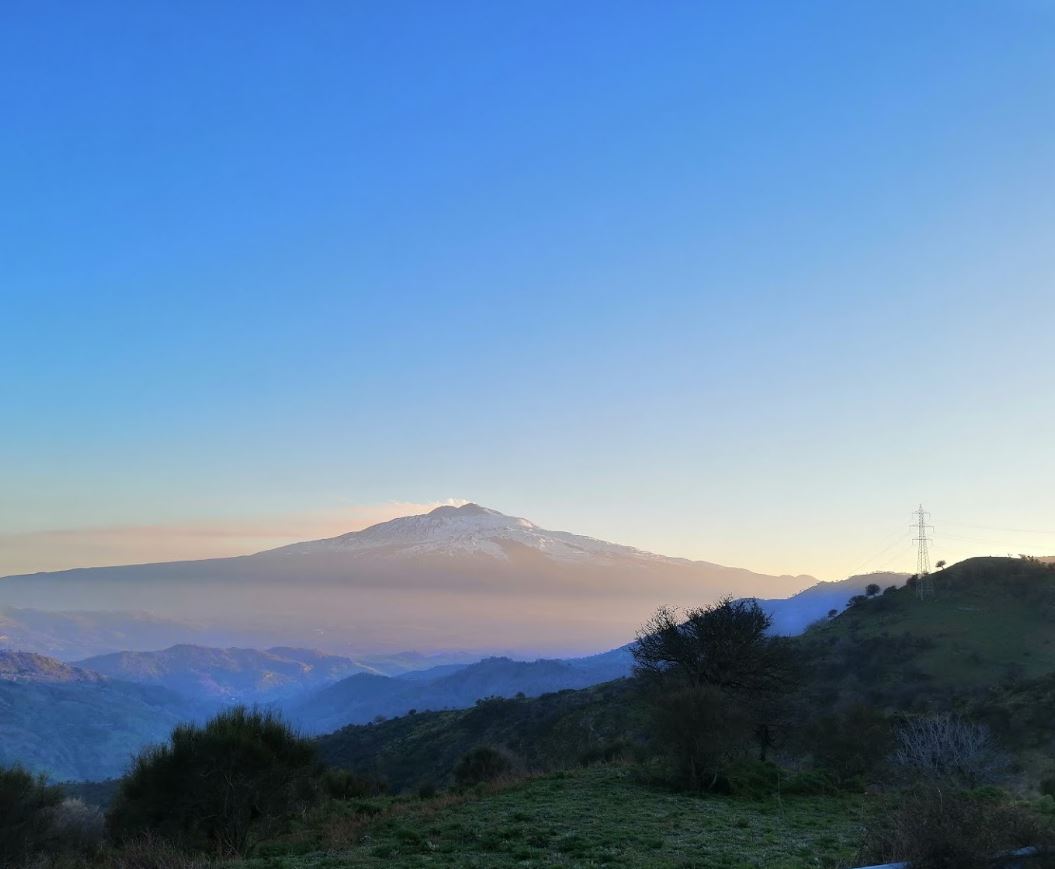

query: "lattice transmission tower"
left=912, top=504, right=934, bottom=599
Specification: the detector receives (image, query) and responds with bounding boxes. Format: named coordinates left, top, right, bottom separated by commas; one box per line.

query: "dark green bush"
left=648, top=685, right=752, bottom=791
left=720, top=760, right=782, bottom=798
left=107, top=707, right=324, bottom=857
left=578, top=739, right=635, bottom=767
left=321, top=768, right=385, bottom=800
left=782, top=769, right=840, bottom=796
left=453, top=746, right=513, bottom=787
left=0, top=765, right=66, bottom=866
left=807, top=704, right=894, bottom=787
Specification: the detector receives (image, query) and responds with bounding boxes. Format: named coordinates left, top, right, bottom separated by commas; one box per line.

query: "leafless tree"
left=892, top=713, right=1007, bottom=787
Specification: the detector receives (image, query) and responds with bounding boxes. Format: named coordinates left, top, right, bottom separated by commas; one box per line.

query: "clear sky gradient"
left=2, top=1, right=1053, bottom=581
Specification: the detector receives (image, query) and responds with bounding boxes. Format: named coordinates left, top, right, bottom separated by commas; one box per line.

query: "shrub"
left=783, top=769, right=840, bottom=796
left=649, top=685, right=752, bottom=790
left=892, top=714, right=1007, bottom=787
left=578, top=739, right=635, bottom=767
left=103, top=833, right=213, bottom=868
left=720, top=760, right=782, bottom=798
left=107, top=707, right=324, bottom=857
left=807, top=705, right=894, bottom=787
left=0, top=766, right=66, bottom=866
left=44, top=798, right=106, bottom=855
left=453, top=747, right=513, bottom=787
left=321, top=768, right=385, bottom=800
left=0, top=772, right=107, bottom=868
left=858, top=785, right=1055, bottom=869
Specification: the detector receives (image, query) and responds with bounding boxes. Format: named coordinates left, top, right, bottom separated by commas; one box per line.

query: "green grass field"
left=240, top=766, right=868, bottom=869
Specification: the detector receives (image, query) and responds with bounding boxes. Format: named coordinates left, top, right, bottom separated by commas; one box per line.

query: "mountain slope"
left=0, top=651, right=197, bottom=781
left=75, top=645, right=377, bottom=702
left=289, top=647, right=636, bottom=734
left=753, top=570, right=907, bottom=636
left=0, top=504, right=815, bottom=654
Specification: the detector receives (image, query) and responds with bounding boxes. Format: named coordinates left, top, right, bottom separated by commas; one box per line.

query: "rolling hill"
left=801, top=556, right=1055, bottom=695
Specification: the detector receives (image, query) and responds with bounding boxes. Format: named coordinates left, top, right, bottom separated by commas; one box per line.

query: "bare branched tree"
left=892, top=713, right=1007, bottom=787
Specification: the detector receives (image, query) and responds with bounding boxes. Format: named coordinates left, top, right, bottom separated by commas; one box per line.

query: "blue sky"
left=2, top=1, right=1053, bottom=579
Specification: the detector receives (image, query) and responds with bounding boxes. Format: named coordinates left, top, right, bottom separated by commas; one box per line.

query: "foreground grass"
left=240, top=765, right=868, bottom=868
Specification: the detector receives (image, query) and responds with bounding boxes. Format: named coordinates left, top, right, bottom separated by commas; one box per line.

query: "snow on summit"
left=274, top=503, right=667, bottom=564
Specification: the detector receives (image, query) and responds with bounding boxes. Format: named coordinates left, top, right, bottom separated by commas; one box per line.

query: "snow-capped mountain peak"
left=273, top=503, right=659, bottom=564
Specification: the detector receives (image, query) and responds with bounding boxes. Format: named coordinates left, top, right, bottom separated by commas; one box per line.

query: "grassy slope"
left=317, top=680, right=646, bottom=793
left=801, top=557, right=1055, bottom=692
left=242, top=765, right=868, bottom=869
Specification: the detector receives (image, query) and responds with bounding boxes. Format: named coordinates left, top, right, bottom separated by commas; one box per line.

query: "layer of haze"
left=2, top=2, right=1053, bottom=582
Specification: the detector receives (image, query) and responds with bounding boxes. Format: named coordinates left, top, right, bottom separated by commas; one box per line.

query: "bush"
left=782, top=769, right=840, bottom=796
left=107, top=707, right=324, bottom=857
left=44, top=798, right=106, bottom=855
left=321, top=768, right=385, bottom=800
left=453, top=747, right=513, bottom=787
left=892, top=713, right=1007, bottom=787
left=649, top=685, right=752, bottom=790
left=0, top=766, right=66, bottom=866
left=578, top=739, right=635, bottom=767
left=720, top=760, right=782, bottom=798
left=806, top=705, right=894, bottom=787
left=858, top=785, right=1055, bottom=869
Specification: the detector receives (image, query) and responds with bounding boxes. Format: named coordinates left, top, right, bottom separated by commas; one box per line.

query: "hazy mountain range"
left=0, top=503, right=912, bottom=780
left=0, top=503, right=816, bottom=655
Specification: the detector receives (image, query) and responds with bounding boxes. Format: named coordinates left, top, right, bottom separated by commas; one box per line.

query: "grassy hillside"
left=240, top=765, right=868, bottom=868
left=317, top=680, right=645, bottom=793
left=801, top=557, right=1055, bottom=697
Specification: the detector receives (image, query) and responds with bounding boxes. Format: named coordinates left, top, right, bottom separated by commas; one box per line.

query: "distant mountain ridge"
left=0, top=650, right=102, bottom=684
left=287, top=646, right=635, bottom=734
left=76, top=645, right=380, bottom=702
left=752, top=571, right=908, bottom=635
left=0, top=504, right=817, bottom=654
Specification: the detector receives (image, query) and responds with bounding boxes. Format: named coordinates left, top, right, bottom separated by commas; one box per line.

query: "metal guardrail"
left=851, top=846, right=1043, bottom=869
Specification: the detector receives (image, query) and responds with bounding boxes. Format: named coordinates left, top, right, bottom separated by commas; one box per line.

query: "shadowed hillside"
left=0, top=651, right=198, bottom=781
left=290, top=647, right=634, bottom=734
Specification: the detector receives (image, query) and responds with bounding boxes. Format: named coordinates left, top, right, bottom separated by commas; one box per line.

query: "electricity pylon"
left=912, top=504, right=934, bottom=599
